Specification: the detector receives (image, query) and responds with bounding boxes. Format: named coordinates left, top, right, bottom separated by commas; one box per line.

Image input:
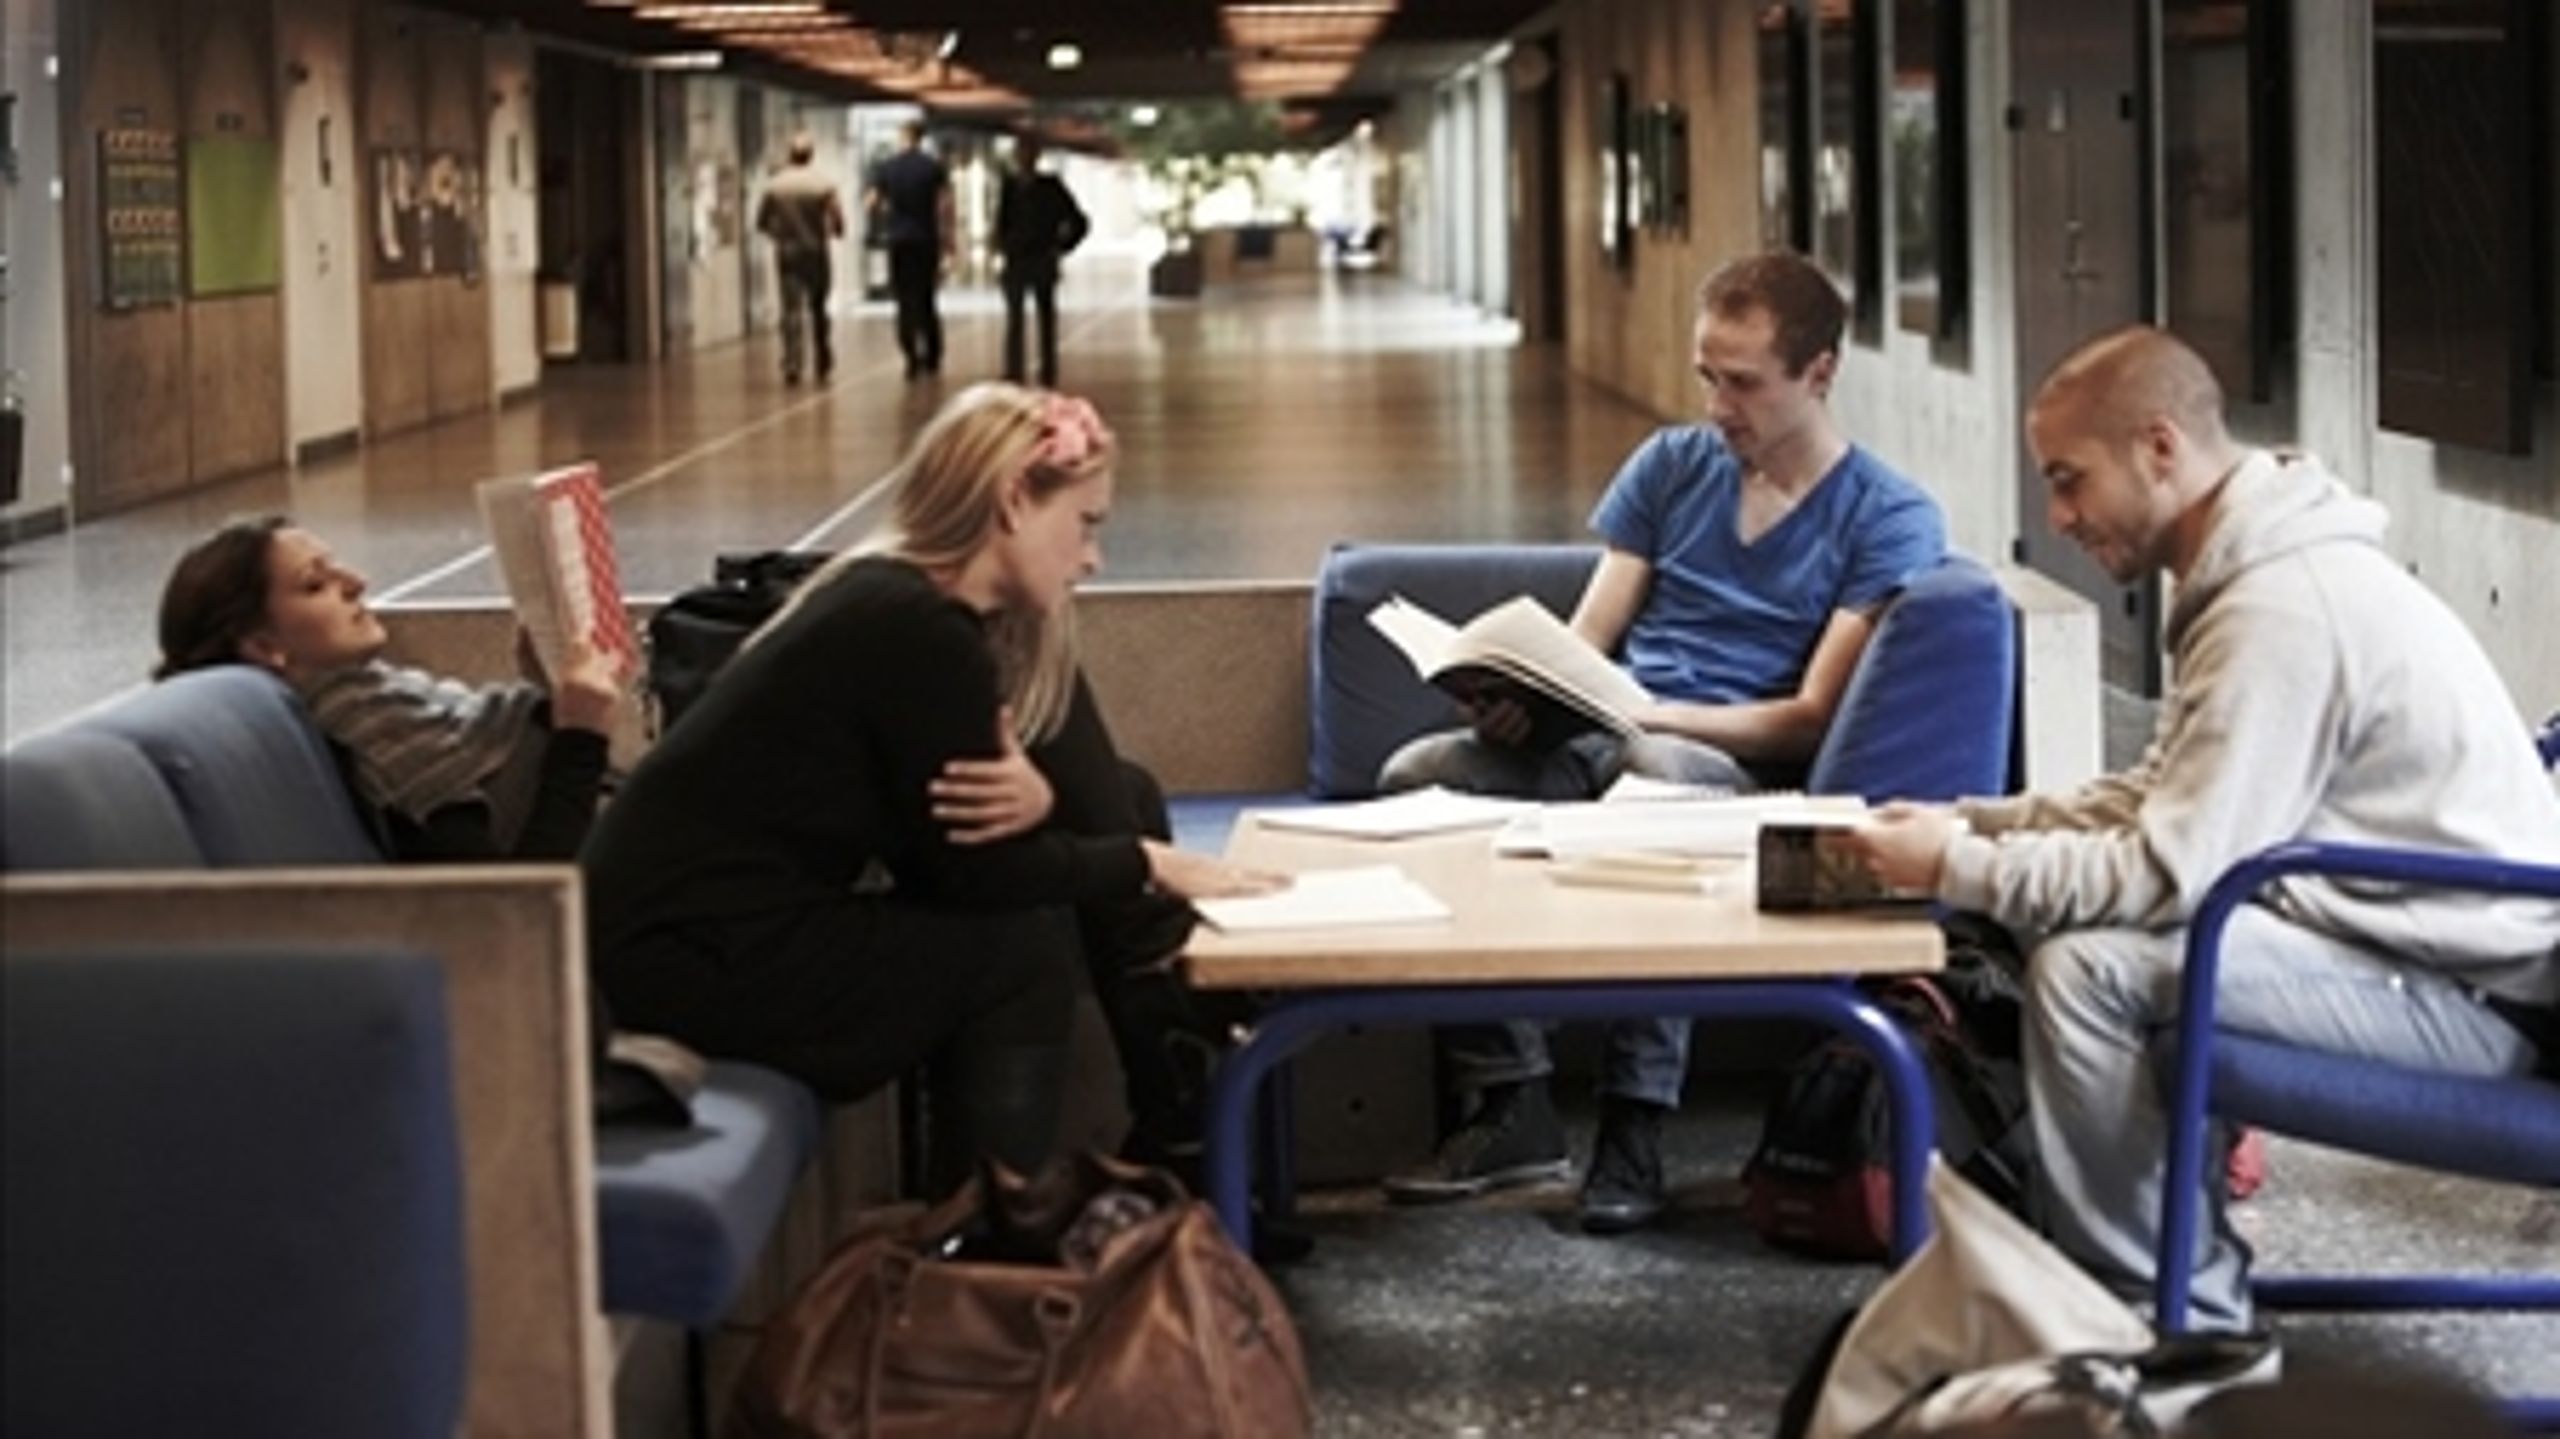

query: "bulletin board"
left=98, top=127, right=183, bottom=309
left=186, top=135, right=283, bottom=297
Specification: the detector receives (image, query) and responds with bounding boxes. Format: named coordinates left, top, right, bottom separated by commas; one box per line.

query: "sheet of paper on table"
left=1494, top=792, right=1868, bottom=859
left=1245, top=786, right=1535, bottom=841
left=1193, top=865, right=1454, bottom=933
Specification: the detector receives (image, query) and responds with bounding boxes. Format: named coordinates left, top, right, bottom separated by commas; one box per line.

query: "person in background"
left=1376, top=250, right=1946, bottom=1234
left=866, top=120, right=955, bottom=381
left=580, top=384, right=1283, bottom=1193
left=1845, top=325, right=2558, bottom=1332
left=995, top=134, right=1090, bottom=388
left=756, top=132, right=847, bottom=386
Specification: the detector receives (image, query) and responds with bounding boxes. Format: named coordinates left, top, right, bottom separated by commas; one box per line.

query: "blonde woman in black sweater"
left=583, top=384, right=1279, bottom=1190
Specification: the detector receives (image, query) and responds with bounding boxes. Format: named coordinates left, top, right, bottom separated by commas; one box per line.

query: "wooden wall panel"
left=181, top=0, right=285, bottom=484
left=422, top=20, right=490, bottom=421
left=360, top=6, right=430, bottom=436
left=364, top=280, right=434, bottom=434
left=63, top=0, right=190, bottom=513
left=186, top=298, right=287, bottom=482
left=85, top=312, right=192, bottom=513
left=1560, top=0, right=1762, bottom=418
left=430, top=279, right=493, bottom=418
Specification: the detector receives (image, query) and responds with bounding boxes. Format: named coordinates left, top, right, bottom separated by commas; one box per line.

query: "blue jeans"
left=2023, top=907, right=2543, bottom=1330
left=1379, top=727, right=1757, bottom=1107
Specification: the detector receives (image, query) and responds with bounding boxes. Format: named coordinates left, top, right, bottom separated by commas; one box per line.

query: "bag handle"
left=862, top=1251, right=919, bottom=1438
left=1018, top=1289, right=1082, bottom=1439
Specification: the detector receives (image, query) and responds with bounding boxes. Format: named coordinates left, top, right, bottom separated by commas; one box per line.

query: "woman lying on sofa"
left=579, top=383, right=1282, bottom=1197
left=154, top=515, right=625, bottom=863
left=153, top=519, right=705, bottom=1125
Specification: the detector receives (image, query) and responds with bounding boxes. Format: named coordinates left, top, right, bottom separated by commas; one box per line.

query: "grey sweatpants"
left=2024, top=907, right=2541, bottom=1330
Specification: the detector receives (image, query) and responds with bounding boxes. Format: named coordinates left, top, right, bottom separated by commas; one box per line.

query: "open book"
left=475, top=462, right=640, bottom=682
left=1367, top=594, right=1654, bottom=750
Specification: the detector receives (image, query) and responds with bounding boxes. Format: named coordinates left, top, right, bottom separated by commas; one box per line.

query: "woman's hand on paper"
left=551, top=639, right=626, bottom=736
left=1142, top=839, right=1290, bottom=901
left=934, top=706, right=1056, bottom=844
left=1840, top=801, right=1959, bottom=894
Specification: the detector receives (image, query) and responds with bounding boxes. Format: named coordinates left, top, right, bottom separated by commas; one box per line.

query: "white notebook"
left=1193, top=865, right=1453, bottom=933
left=1247, top=787, right=1534, bottom=841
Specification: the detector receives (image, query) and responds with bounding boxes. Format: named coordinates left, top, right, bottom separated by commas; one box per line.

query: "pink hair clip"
left=1029, top=392, right=1112, bottom=473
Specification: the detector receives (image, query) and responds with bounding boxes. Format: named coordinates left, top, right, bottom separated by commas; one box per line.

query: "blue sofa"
left=4, top=946, right=470, bottom=1439
left=1163, top=542, right=2017, bottom=852
left=1, top=666, right=820, bottom=1433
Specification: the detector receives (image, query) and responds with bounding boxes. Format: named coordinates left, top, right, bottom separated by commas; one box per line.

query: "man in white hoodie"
left=1850, top=325, right=2559, bottom=1331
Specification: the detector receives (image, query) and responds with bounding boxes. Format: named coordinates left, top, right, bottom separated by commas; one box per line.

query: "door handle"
left=2061, top=219, right=2101, bottom=283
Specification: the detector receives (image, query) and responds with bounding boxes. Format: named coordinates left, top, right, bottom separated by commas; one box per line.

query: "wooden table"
left=1184, top=817, right=1947, bottom=1257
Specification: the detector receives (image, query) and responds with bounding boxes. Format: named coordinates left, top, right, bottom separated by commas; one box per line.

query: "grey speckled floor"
left=1269, top=1093, right=2560, bottom=1437
left=1260, top=696, right=2556, bottom=1437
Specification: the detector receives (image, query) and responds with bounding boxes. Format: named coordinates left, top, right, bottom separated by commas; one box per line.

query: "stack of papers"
left=1249, top=786, right=1534, bottom=841
left=1193, top=865, right=1453, bottom=933
left=1494, top=793, right=1868, bottom=859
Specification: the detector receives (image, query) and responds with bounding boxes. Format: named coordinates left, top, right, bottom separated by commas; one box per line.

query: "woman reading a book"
left=579, top=384, right=1281, bottom=1195
left=154, top=516, right=626, bottom=863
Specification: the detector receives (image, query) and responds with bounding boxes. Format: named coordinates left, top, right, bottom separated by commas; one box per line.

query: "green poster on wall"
left=186, top=135, right=282, bottom=297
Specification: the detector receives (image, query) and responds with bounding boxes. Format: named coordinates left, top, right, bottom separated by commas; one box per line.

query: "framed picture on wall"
left=1815, top=0, right=1882, bottom=337
left=1637, top=104, right=1690, bottom=235
left=1892, top=0, right=1969, bottom=339
left=1601, top=72, right=1635, bottom=270
left=422, top=151, right=484, bottom=284
left=1758, top=1, right=1811, bottom=252
left=372, top=148, right=425, bottom=281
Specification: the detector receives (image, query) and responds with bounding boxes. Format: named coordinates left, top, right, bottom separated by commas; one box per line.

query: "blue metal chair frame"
left=1201, top=977, right=1941, bottom=1262
left=2155, top=836, right=2560, bottom=1429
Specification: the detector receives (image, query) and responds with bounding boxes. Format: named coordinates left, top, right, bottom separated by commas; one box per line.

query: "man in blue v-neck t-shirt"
left=1378, top=250, right=1946, bottom=1232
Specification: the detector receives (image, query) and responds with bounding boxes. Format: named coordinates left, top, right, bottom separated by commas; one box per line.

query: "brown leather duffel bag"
left=726, top=1151, right=1312, bottom=1439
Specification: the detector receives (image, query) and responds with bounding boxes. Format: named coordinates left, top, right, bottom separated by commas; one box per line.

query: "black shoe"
left=816, top=354, right=835, bottom=380
left=1381, top=1081, right=1570, bottom=1204
left=1578, top=1096, right=1668, bottom=1234
left=782, top=369, right=801, bottom=385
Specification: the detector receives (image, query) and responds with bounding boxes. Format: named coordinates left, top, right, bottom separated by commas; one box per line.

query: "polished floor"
left=3, top=256, right=1657, bottom=741
left=6, top=259, right=2554, bottom=1433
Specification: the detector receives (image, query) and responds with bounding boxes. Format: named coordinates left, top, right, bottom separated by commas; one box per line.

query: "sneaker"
left=1381, top=1081, right=1570, bottom=1204
left=1578, top=1097, right=1668, bottom=1234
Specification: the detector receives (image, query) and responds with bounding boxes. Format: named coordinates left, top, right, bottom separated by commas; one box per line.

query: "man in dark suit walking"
left=995, top=136, right=1091, bottom=388
left=865, top=121, right=953, bottom=380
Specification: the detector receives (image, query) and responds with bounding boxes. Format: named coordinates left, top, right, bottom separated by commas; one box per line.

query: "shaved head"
left=2032, top=325, right=2229, bottom=452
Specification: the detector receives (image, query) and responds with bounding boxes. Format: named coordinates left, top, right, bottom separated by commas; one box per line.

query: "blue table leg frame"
left=1203, top=978, right=1939, bottom=1262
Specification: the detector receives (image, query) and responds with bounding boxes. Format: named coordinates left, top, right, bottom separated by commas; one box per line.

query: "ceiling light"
left=636, top=2, right=819, bottom=17
left=630, top=50, right=724, bottom=69
left=1045, top=41, right=1082, bottom=70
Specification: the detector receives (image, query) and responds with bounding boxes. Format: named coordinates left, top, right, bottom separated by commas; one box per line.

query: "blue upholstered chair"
left=1304, top=542, right=2017, bottom=802
left=2, top=947, right=470, bottom=1439
left=2153, top=718, right=2560, bottom=1429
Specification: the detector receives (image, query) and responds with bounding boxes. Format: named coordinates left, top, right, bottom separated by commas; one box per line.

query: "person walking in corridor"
left=996, top=135, right=1090, bottom=387
left=756, top=134, right=847, bottom=386
left=867, top=120, right=954, bottom=380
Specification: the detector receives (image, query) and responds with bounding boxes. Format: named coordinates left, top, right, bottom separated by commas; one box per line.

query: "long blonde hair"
left=753, top=382, right=1108, bottom=743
